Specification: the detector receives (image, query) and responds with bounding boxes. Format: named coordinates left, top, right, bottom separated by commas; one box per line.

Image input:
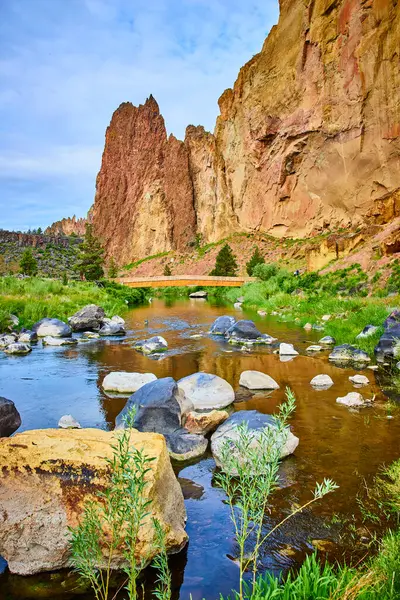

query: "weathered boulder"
left=134, top=336, right=168, bottom=354
left=211, top=411, right=299, bottom=474
left=18, top=331, right=38, bottom=344
left=177, top=372, right=234, bottom=410
left=336, top=392, right=366, bottom=408
left=0, top=428, right=187, bottom=575
left=349, top=374, right=369, bottom=386
left=103, top=372, right=157, bottom=394
left=189, top=290, right=207, bottom=298
left=239, top=370, right=279, bottom=390
left=165, top=430, right=208, bottom=461
left=10, top=314, right=19, bottom=327
left=0, top=334, right=17, bottom=349
left=58, top=415, right=81, bottom=429
left=375, top=310, right=400, bottom=361
left=319, top=336, right=336, bottom=345
left=99, top=322, right=126, bottom=336
left=82, top=331, right=101, bottom=339
left=210, top=315, right=236, bottom=335
left=306, top=345, right=322, bottom=352
left=279, top=343, right=299, bottom=356
left=43, top=336, right=78, bottom=347
left=310, top=374, right=334, bottom=389
left=184, top=409, right=229, bottom=435
left=356, top=325, right=378, bottom=339
left=0, top=397, right=21, bottom=437
left=111, top=315, right=125, bottom=325
left=68, top=305, right=105, bottom=332
left=226, top=320, right=276, bottom=345
left=32, top=318, right=72, bottom=338
left=4, top=343, right=32, bottom=355
left=329, top=344, right=370, bottom=363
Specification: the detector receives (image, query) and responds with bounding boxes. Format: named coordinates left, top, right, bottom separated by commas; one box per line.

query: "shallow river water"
left=0, top=298, right=399, bottom=599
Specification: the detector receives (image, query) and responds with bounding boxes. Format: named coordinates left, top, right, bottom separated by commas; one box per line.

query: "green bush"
left=253, top=263, right=278, bottom=281
left=246, top=247, right=265, bottom=276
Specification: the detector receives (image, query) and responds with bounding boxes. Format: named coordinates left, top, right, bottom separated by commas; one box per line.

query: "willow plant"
left=215, top=388, right=338, bottom=600
left=68, top=408, right=170, bottom=600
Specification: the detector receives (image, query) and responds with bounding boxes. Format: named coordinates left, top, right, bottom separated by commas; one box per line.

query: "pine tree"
left=77, top=224, right=104, bottom=281
left=62, top=272, right=68, bottom=286
left=209, top=243, right=238, bottom=277
left=108, top=257, right=118, bottom=279
left=20, top=249, right=38, bottom=276
left=246, top=246, right=265, bottom=276
left=163, top=264, right=172, bottom=276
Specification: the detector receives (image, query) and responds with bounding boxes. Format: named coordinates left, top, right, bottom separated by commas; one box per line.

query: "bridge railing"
left=116, top=275, right=256, bottom=288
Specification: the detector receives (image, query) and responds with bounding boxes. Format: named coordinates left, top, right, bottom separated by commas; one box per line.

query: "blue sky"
left=0, top=0, right=278, bottom=231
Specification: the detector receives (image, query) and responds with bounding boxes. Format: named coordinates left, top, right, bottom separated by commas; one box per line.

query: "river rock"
left=321, top=315, right=331, bottom=322
left=0, top=397, right=21, bottom=437
left=82, top=331, right=101, bottom=339
left=68, top=305, right=105, bottom=332
left=319, top=336, right=336, bottom=345
left=99, top=322, right=126, bottom=336
left=103, top=372, right=157, bottom=393
left=43, top=336, right=78, bottom=346
left=279, top=343, right=299, bottom=356
left=329, top=344, right=370, bottom=363
left=356, top=325, right=378, bottom=339
left=211, top=411, right=299, bottom=475
left=306, top=345, right=323, bottom=352
left=226, top=320, right=276, bottom=345
left=336, top=392, right=366, bottom=407
left=111, top=315, right=125, bottom=325
left=303, top=323, right=313, bottom=330
left=375, top=310, right=400, bottom=361
left=210, top=315, right=236, bottom=335
left=310, top=374, right=334, bottom=389
left=349, top=374, right=369, bottom=386
left=0, top=334, right=17, bottom=348
left=257, top=310, right=267, bottom=316
left=189, top=290, right=207, bottom=298
left=184, top=409, right=229, bottom=435
left=177, top=372, right=234, bottom=410
left=234, top=302, right=243, bottom=310
left=134, top=336, right=168, bottom=354
left=239, top=370, right=279, bottom=390
left=18, top=331, right=38, bottom=344
left=0, top=428, right=187, bottom=575
left=58, top=415, right=81, bottom=429
left=4, top=343, right=32, bottom=355
left=32, top=318, right=72, bottom=338
left=165, top=430, right=208, bottom=461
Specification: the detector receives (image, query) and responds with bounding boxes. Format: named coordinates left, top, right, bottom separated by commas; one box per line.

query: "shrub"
left=246, top=247, right=265, bottom=276
left=20, top=248, right=38, bottom=276
left=163, top=264, right=172, bottom=276
left=253, top=263, right=278, bottom=281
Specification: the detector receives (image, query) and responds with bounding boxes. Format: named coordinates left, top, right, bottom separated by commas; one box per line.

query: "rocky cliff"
left=45, top=213, right=91, bottom=237
left=93, top=0, right=400, bottom=264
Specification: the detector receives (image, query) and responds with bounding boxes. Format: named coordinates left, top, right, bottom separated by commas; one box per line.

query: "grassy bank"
left=0, top=277, right=147, bottom=331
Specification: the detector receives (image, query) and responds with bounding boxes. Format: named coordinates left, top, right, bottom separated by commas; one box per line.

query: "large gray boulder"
left=210, top=316, right=236, bottom=335
left=103, top=372, right=157, bottom=394
left=99, top=322, right=125, bottom=336
left=211, top=410, right=299, bottom=474
left=0, top=334, right=17, bottom=349
left=177, top=372, right=234, bottom=410
left=134, top=336, right=168, bottom=354
left=375, top=310, right=400, bottom=361
left=165, top=430, right=208, bottom=461
left=32, top=318, right=72, bottom=338
left=18, top=331, right=38, bottom=344
left=356, top=325, right=378, bottom=339
left=225, top=320, right=276, bottom=345
left=68, top=305, right=105, bottom=332
left=0, top=397, right=21, bottom=437
left=4, top=343, right=32, bottom=355
left=329, top=344, right=370, bottom=364
left=310, top=374, right=334, bottom=389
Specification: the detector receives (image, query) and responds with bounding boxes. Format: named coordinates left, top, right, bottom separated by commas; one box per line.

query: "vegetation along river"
left=0, top=298, right=399, bottom=599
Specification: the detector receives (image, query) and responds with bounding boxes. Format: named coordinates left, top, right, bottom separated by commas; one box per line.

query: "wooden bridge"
left=117, top=275, right=255, bottom=288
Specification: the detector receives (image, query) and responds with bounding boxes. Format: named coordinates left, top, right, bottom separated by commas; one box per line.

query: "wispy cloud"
left=0, top=0, right=278, bottom=230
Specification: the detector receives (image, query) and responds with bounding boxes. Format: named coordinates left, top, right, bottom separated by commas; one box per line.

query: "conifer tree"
left=246, top=246, right=265, bottom=276
left=163, top=264, right=172, bottom=276
left=108, top=257, right=118, bottom=279
left=77, top=224, right=104, bottom=281
left=209, top=243, right=238, bottom=277
left=19, top=248, right=38, bottom=276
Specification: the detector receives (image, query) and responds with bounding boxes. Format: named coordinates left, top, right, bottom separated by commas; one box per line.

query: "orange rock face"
left=45, top=215, right=89, bottom=237
left=93, top=0, right=400, bottom=263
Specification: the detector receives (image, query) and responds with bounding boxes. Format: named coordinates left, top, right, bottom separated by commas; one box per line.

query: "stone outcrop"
left=0, top=428, right=187, bottom=575
left=91, top=0, right=400, bottom=264
left=45, top=215, right=89, bottom=237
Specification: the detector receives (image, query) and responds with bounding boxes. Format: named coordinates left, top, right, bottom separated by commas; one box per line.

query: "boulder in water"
left=18, top=331, right=38, bottom=344
left=0, top=397, right=21, bottom=437
left=32, top=318, right=72, bottom=338
left=177, top=372, right=234, bottom=410
left=58, top=415, right=81, bottom=429
left=329, top=344, right=370, bottom=363
left=68, top=305, right=105, bottom=332
left=239, top=370, right=279, bottom=390
left=0, top=428, right=187, bottom=575
left=184, top=409, right=229, bottom=435
left=210, top=315, right=236, bottom=335
left=319, top=336, right=336, bottom=345
left=4, top=343, right=32, bottom=355
left=103, top=372, right=157, bottom=394
left=356, top=325, right=378, bottom=339
left=0, top=334, right=18, bottom=349
left=279, top=343, right=299, bottom=356
left=349, top=374, right=369, bottom=386
left=43, top=336, right=78, bottom=347
left=99, top=322, right=126, bottom=336
left=189, top=290, right=207, bottom=298
left=165, top=430, right=208, bottom=461
left=310, top=374, right=334, bottom=389
left=134, top=336, right=168, bottom=354
left=336, top=392, right=367, bottom=407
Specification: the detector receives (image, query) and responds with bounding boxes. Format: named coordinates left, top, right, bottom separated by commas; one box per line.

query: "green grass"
left=122, top=252, right=170, bottom=271
left=0, top=276, right=147, bottom=331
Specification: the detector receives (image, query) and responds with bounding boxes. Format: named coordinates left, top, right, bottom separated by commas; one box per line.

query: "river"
left=0, top=298, right=399, bottom=599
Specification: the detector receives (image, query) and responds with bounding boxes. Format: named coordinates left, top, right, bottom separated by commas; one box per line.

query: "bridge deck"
left=117, top=275, right=255, bottom=288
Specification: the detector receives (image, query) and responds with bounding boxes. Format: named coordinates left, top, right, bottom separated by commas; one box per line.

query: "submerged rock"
left=310, top=374, right=334, bottom=389
left=319, top=336, right=336, bottom=345
left=4, top=343, right=32, bottom=355
left=226, top=320, right=275, bottom=345
left=306, top=345, right=323, bottom=352
left=189, top=290, right=207, bottom=298
left=166, top=430, right=208, bottom=461
left=279, top=343, right=299, bottom=356
left=349, top=374, right=369, bottom=386
left=211, top=411, right=299, bottom=475
left=239, top=370, right=279, bottom=390
left=329, top=344, right=370, bottom=364
left=0, top=397, right=21, bottom=437
left=336, top=392, right=367, bottom=407
left=32, top=318, right=72, bottom=338
left=82, top=331, right=101, bottom=339
left=99, top=322, right=126, bottom=336
left=58, top=415, right=81, bottom=429
left=134, top=336, right=168, bottom=354
left=68, top=304, right=105, bottom=332
left=209, top=315, right=236, bottom=335
left=0, top=428, right=187, bottom=575
left=102, top=371, right=157, bottom=393
left=43, top=336, right=78, bottom=346
left=177, top=372, right=234, bottom=410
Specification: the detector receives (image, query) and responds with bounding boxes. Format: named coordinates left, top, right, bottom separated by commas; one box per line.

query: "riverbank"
left=0, top=276, right=147, bottom=331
